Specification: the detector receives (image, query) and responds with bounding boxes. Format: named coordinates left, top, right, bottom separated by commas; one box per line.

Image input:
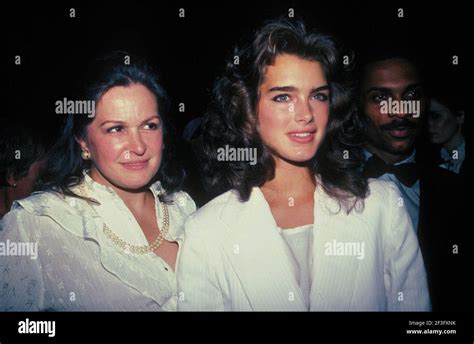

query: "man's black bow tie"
left=363, top=154, right=419, bottom=187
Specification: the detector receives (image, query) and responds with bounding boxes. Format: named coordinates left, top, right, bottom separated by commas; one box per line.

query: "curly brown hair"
left=197, top=18, right=369, bottom=212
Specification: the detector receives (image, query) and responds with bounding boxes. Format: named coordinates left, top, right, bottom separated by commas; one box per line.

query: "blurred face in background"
left=11, top=160, right=45, bottom=198
left=427, top=99, right=464, bottom=147
left=1, top=160, right=45, bottom=216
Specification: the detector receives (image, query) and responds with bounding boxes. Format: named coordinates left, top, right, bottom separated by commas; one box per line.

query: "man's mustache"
left=380, top=119, right=418, bottom=131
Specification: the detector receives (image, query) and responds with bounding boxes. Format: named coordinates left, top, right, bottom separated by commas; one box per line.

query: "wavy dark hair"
left=198, top=18, right=369, bottom=212
left=35, top=51, right=185, bottom=203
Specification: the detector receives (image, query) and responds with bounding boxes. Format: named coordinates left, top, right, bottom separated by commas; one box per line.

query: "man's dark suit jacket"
left=416, top=163, right=471, bottom=311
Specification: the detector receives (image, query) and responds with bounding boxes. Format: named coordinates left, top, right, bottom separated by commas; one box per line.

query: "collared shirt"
left=364, top=150, right=420, bottom=231
left=0, top=173, right=196, bottom=311
left=440, top=138, right=465, bottom=174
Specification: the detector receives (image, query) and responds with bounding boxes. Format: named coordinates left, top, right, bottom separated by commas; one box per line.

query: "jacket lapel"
left=309, top=185, right=363, bottom=310
left=219, top=188, right=306, bottom=311
left=218, top=183, right=364, bottom=311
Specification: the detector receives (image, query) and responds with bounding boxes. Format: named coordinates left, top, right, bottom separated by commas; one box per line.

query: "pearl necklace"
left=77, top=182, right=169, bottom=255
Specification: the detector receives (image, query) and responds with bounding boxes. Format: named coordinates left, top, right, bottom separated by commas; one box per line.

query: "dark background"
left=5, top=1, right=468, bottom=140
left=1, top=2, right=472, bottom=338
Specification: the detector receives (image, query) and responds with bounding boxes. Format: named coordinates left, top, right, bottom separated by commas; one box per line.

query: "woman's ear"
left=6, top=170, right=18, bottom=188
left=75, top=136, right=89, bottom=152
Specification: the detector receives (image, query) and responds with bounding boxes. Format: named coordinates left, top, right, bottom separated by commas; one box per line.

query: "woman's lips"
left=121, top=160, right=149, bottom=170
left=287, top=132, right=316, bottom=144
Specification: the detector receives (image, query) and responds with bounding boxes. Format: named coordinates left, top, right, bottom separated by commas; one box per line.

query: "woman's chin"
left=287, top=150, right=318, bottom=162
left=278, top=152, right=316, bottom=165
left=113, top=172, right=158, bottom=191
left=115, top=181, right=153, bottom=192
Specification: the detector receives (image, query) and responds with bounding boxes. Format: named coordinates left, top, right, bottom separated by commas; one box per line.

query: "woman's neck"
left=444, top=131, right=464, bottom=153
left=88, top=169, right=153, bottom=215
left=114, top=188, right=152, bottom=214
left=262, top=158, right=316, bottom=196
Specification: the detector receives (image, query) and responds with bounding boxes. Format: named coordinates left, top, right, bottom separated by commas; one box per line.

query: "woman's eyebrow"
left=268, top=85, right=297, bottom=92
left=311, top=85, right=330, bottom=92
left=100, top=115, right=160, bottom=127
left=268, top=85, right=329, bottom=93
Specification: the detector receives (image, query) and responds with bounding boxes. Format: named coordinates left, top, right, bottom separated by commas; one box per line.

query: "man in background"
left=358, top=52, right=471, bottom=311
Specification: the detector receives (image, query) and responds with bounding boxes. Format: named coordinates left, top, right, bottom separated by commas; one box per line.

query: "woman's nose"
left=127, top=131, right=146, bottom=156
left=294, top=100, right=314, bottom=124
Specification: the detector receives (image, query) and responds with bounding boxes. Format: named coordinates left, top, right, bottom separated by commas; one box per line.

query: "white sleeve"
left=177, top=216, right=225, bottom=311
left=383, top=185, right=431, bottom=311
left=180, top=191, right=197, bottom=215
left=0, top=209, right=45, bottom=311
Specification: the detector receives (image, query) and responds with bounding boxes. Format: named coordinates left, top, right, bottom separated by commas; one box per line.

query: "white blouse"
left=0, top=173, right=196, bottom=311
left=278, top=224, right=313, bottom=310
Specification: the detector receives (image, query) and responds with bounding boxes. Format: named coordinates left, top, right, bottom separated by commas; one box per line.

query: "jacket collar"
left=216, top=182, right=364, bottom=310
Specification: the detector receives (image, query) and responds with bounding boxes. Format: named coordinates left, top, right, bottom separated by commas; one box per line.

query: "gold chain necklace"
left=77, top=182, right=169, bottom=255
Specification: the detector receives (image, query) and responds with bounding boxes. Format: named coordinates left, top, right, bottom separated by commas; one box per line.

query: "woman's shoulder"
left=356, top=179, right=408, bottom=229
left=192, top=189, right=240, bottom=216
left=11, top=190, right=78, bottom=217
left=166, top=190, right=197, bottom=216
left=365, top=178, right=401, bottom=204
left=339, top=179, right=403, bottom=225
left=184, top=189, right=241, bottom=233
left=3, top=190, right=95, bottom=239
left=1, top=192, right=66, bottom=239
